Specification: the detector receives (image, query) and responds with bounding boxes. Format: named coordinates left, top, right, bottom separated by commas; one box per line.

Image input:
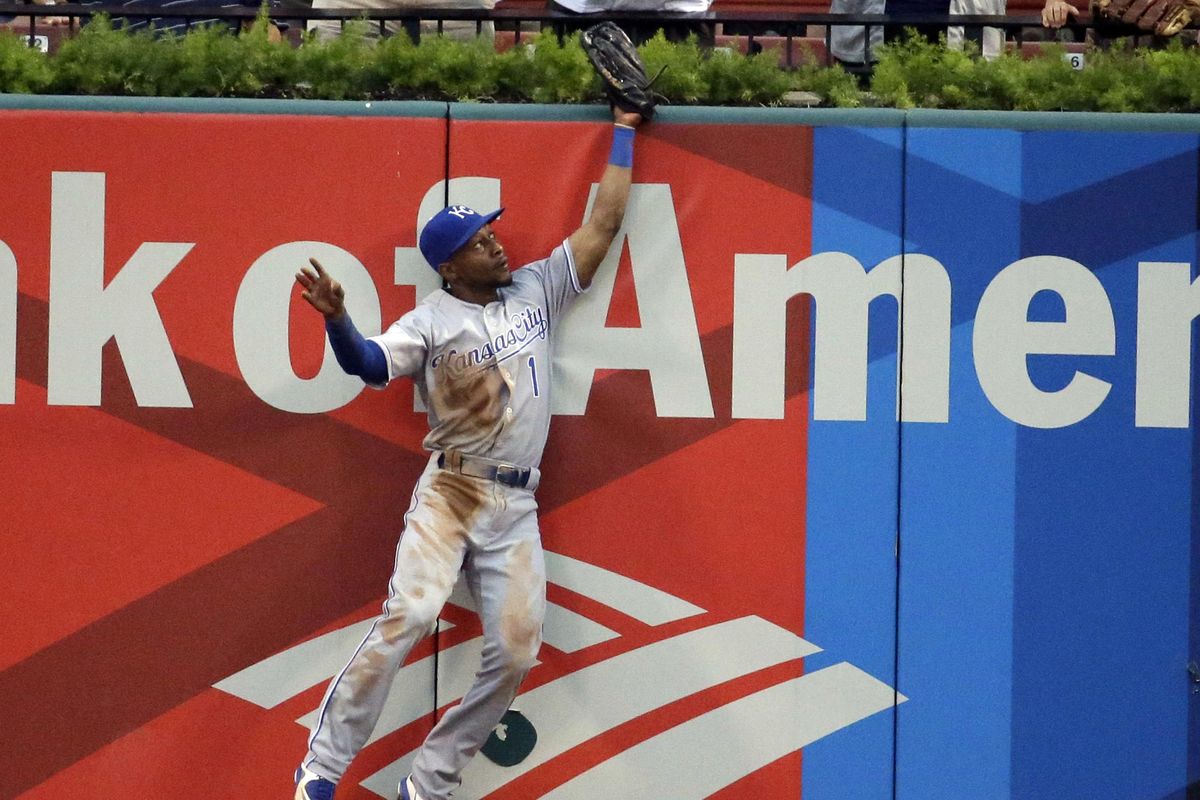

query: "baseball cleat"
left=295, top=766, right=336, bottom=800
left=399, top=774, right=425, bottom=800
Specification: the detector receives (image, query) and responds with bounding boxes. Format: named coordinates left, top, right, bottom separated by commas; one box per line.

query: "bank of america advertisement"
left=0, top=103, right=1196, bottom=800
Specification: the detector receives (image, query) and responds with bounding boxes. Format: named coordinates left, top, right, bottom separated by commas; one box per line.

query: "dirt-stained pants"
left=302, top=453, right=546, bottom=800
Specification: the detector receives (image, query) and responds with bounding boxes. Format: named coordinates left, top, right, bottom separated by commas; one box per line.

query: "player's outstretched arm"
left=295, top=257, right=388, bottom=385
left=567, top=107, right=644, bottom=289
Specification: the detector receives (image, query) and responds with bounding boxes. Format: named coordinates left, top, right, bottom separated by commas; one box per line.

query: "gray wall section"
left=8, top=95, right=1200, bottom=131
left=0, top=94, right=448, bottom=116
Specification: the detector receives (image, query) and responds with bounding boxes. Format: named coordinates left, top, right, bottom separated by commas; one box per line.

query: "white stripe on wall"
left=543, top=552, right=705, bottom=625
left=214, top=618, right=452, bottom=709
left=541, top=602, right=620, bottom=652
left=445, top=564, right=621, bottom=652
left=294, top=633, right=541, bottom=748
left=360, top=616, right=818, bottom=798
left=216, top=549, right=686, bottom=708
left=445, top=593, right=618, bottom=654
left=215, top=596, right=612, bottom=711
left=543, top=663, right=906, bottom=799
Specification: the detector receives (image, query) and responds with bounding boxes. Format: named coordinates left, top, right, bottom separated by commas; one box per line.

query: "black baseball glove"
left=581, top=21, right=659, bottom=120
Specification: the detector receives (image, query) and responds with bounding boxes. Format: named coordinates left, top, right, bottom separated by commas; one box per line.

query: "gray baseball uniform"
left=301, top=239, right=584, bottom=800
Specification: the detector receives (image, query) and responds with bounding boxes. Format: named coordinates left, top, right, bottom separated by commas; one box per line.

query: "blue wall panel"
left=898, top=127, right=1024, bottom=800
left=899, top=124, right=1200, bottom=800
left=803, top=125, right=904, bottom=800
left=1009, top=131, right=1198, bottom=800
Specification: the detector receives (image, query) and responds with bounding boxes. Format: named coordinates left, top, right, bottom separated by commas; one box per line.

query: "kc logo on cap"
left=419, top=204, right=504, bottom=270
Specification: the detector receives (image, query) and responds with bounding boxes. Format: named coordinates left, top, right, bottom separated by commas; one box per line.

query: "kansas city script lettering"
left=430, top=308, right=549, bottom=372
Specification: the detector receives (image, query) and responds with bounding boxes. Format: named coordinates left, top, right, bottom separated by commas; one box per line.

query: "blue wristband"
left=609, top=124, right=635, bottom=168
left=325, top=312, right=389, bottom=385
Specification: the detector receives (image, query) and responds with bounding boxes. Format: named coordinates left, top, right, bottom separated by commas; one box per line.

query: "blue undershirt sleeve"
left=325, top=313, right=389, bottom=386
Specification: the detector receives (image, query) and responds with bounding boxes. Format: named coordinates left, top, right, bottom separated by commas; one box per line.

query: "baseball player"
left=292, top=103, right=644, bottom=800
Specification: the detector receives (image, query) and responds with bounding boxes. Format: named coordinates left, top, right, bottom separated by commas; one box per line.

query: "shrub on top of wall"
left=49, top=16, right=163, bottom=95
left=870, top=32, right=1200, bottom=112
left=494, top=32, right=597, bottom=103
left=4, top=13, right=1200, bottom=111
left=0, top=24, right=52, bottom=92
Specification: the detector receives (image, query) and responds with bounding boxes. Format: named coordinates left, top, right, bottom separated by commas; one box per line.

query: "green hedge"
left=3, top=13, right=1200, bottom=111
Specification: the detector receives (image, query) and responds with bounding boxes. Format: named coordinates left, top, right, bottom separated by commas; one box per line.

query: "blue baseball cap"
left=419, top=204, right=504, bottom=270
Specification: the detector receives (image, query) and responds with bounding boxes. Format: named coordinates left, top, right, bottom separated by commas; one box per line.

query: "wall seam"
left=892, top=110, right=910, bottom=800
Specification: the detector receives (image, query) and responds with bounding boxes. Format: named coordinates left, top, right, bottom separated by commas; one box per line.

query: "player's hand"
left=613, top=106, right=644, bottom=129
left=1042, top=0, right=1079, bottom=27
left=295, top=257, right=346, bottom=320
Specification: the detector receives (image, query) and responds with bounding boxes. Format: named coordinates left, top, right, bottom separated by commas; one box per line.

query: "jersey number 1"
left=527, top=356, right=540, bottom=397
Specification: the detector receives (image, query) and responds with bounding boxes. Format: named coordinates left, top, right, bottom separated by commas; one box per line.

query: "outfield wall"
left=0, top=98, right=1196, bottom=800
